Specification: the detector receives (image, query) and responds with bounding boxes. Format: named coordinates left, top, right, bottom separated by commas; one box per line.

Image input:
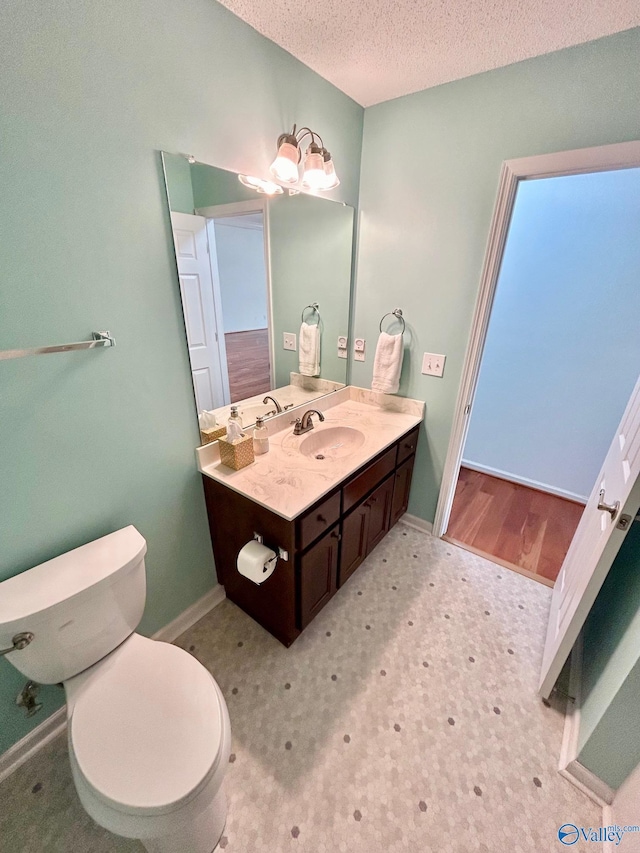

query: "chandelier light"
left=269, top=125, right=340, bottom=192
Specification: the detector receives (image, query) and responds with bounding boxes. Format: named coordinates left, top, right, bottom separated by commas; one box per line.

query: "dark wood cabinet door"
left=390, top=456, right=415, bottom=528
left=339, top=502, right=370, bottom=587
left=299, top=525, right=340, bottom=629
left=365, top=474, right=394, bottom=552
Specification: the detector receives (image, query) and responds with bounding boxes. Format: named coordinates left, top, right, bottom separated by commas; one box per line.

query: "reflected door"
left=171, top=212, right=229, bottom=411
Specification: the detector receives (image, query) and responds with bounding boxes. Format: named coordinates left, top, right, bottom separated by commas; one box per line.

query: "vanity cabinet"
left=202, top=423, right=420, bottom=647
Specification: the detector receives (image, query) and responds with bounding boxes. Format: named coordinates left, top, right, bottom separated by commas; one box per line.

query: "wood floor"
left=445, top=467, right=584, bottom=587
left=225, top=328, right=271, bottom=403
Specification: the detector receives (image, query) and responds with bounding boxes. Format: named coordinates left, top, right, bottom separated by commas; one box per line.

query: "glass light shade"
left=301, top=150, right=325, bottom=190
left=269, top=142, right=299, bottom=183
left=238, top=174, right=283, bottom=195
left=321, top=158, right=340, bottom=190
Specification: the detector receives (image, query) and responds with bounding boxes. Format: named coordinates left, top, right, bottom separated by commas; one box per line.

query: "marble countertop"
left=197, top=386, right=425, bottom=521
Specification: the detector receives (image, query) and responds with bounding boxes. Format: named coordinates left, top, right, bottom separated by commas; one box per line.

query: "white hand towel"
left=299, top=321, right=320, bottom=377
left=371, top=332, right=403, bottom=394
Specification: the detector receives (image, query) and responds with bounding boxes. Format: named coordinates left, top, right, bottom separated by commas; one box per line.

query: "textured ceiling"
left=216, top=0, right=640, bottom=106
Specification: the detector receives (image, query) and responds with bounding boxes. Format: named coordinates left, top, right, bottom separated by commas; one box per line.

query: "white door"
left=171, top=212, right=228, bottom=412
left=540, top=373, right=640, bottom=697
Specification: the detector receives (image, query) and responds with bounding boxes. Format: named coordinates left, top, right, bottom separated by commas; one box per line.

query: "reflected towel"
left=371, top=332, right=403, bottom=394
left=299, top=322, right=320, bottom=377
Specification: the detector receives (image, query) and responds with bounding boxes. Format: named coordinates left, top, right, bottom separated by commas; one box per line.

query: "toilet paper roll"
left=237, top=540, right=277, bottom=585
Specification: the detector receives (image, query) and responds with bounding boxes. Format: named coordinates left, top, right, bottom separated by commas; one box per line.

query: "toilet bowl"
left=0, top=527, right=231, bottom=853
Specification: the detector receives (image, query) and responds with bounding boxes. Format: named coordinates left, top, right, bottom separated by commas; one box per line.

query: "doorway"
left=207, top=211, right=271, bottom=403
left=435, top=144, right=640, bottom=589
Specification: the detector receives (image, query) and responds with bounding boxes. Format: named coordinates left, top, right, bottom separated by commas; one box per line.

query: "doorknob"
left=597, top=489, right=620, bottom=521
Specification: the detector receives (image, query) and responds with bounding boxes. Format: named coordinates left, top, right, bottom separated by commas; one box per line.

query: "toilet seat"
left=69, top=635, right=224, bottom=817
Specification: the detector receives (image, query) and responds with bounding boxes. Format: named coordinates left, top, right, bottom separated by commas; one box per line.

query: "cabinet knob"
left=317, top=514, right=326, bottom=523
left=331, top=531, right=342, bottom=541
left=405, top=442, right=413, bottom=450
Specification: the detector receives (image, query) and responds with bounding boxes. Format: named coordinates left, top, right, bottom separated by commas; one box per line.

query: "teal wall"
left=578, top=523, right=640, bottom=789
left=464, top=168, right=640, bottom=501
left=191, top=162, right=257, bottom=207
left=0, top=0, right=362, bottom=754
left=269, top=193, right=354, bottom=387
left=353, top=27, right=640, bottom=522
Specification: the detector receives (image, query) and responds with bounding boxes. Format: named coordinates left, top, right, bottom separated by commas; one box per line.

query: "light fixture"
left=270, top=125, right=340, bottom=191
left=238, top=174, right=284, bottom=195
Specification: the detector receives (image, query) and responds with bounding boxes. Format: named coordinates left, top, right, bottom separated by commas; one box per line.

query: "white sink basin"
left=299, top=426, right=365, bottom=460
left=239, top=403, right=274, bottom=423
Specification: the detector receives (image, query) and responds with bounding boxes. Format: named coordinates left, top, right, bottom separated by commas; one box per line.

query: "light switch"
left=354, top=338, right=365, bottom=362
left=422, top=352, right=446, bottom=377
left=283, top=332, right=296, bottom=351
left=338, top=336, right=348, bottom=359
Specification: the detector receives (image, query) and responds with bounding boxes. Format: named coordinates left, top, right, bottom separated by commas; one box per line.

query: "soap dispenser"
left=228, top=405, right=243, bottom=428
left=252, top=416, right=269, bottom=455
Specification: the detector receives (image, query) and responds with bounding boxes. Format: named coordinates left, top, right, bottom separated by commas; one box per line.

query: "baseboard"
left=0, top=706, right=67, bottom=785
left=559, top=636, right=615, bottom=808
left=461, top=460, right=588, bottom=505
left=0, top=584, right=226, bottom=783
left=399, top=513, right=433, bottom=535
left=153, top=584, right=226, bottom=643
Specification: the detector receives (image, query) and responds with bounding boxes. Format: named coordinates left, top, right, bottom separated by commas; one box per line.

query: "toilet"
left=0, top=526, right=231, bottom=853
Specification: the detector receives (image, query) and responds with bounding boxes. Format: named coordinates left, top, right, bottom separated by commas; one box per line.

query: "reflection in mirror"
left=161, top=153, right=354, bottom=436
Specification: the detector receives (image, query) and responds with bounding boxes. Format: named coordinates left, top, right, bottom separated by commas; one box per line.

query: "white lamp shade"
left=270, top=142, right=299, bottom=183
left=321, top=158, right=340, bottom=190
left=301, top=150, right=325, bottom=190
left=238, top=174, right=283, bottom=195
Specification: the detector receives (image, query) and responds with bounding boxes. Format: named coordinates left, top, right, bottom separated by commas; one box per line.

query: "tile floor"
left=0, top=523, right=600, bottom=853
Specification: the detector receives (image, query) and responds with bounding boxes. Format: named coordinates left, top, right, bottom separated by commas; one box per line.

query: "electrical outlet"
left=337, top=336, right=348, bottom=359
left=422, top=352, right=446, bottom=377
left=354, top=338, right=366, bottom=362
left=283, top=332, right=297, bottom=351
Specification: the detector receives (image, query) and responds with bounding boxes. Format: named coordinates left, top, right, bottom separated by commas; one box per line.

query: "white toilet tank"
left=0, top=526, right=147, bottom=684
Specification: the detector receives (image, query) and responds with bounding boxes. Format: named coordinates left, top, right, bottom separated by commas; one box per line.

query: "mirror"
left=161, top=153, right=354, bottom=436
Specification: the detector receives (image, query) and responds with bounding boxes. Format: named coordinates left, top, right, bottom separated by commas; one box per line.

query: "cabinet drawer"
left=343, top=446, right=396, bottom=513
left=397, top=426, right=420, bottom=465
left=298, top=491, right=341, bottom=550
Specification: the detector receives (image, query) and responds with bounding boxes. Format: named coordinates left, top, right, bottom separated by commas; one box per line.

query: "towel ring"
left=301, top=303, right=321, bottom=324
left=379, top=308, right=405, bottom=334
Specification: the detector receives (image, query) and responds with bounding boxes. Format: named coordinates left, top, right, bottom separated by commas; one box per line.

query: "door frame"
left=196, top=199, right=275, bottom=391
left=433, top=140, right=640, bottom=539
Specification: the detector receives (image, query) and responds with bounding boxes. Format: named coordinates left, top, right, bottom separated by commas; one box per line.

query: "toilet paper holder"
left=253, top=532, right=288, bottom=562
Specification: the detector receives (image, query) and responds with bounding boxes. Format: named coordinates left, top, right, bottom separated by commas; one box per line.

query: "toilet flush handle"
left=0, top=632, right=34, bottom=656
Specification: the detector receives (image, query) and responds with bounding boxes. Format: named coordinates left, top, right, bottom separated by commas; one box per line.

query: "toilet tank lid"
left=0, top=526, right=147, bottom=627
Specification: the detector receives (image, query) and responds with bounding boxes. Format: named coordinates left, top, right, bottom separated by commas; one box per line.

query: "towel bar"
left=0, top=331, right=115, bottom=360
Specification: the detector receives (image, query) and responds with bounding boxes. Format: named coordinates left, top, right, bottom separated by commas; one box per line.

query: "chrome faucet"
left=263, top=395, right=283, bottom=414
left=292, top=409, right=325, bottom=435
